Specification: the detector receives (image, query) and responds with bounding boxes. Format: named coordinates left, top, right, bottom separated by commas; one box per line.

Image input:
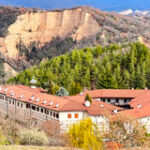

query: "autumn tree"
left=104, top=113, right=150, bottom=148
left=69, top=118, right=103, bottom=150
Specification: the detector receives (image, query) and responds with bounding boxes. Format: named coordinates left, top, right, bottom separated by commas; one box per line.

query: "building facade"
left=0, top=85, right=123, bottom=132
left=0, top=85, right=150, bottom=133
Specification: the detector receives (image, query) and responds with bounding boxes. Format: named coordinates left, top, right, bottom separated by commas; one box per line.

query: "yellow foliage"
left=68, top=118, right=103, bottom=150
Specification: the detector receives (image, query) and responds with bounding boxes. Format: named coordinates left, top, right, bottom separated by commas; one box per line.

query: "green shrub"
left=85, top=94, right=92, bottom=103
left=19, top=128, right=49, bottom=146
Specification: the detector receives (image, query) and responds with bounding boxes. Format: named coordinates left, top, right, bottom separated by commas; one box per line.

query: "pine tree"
left=56, top=87, right=69, bottom=97
left=70, top=82, right=82, bottom=96
left=114, top=63, right=121, bottom=88
left=98, top=65, right=118, bottom=89
left=122, top=69, right=130, bottom=89
left=92, top=46, right=102, bottom=58
left=85, top=94, right=92, bottom=104
left=134, top=64, right=145, bottom=89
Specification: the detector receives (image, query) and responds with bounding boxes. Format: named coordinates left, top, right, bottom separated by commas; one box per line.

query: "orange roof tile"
left=85, top=89, right=148, bottom=98
left=0, top=85, right=123, bottom=116
left=120, top=105, right=150, bottom=119
left=129, top=91, right=150, bottom=108
left=0, top=85, right=70, bottom=111
left=65, top=95, right=124, bottom=116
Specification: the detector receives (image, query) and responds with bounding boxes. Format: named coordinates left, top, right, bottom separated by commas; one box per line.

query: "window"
left=13, top=101, right=15, bottom=105
left=37, top=107, right=39, bottom=112
left=116, top=99, right=119, bottom=103
left=53, top=112, right=56, bottom=117
left=41, top=108, right=43, bottom=113
left=56, top=113, right=59, bottom=119
left=44, top=109, right=47, bottom=114
left=108, top=99, right=110, bottom=103
left=21, top=103, right=23, bottom=108
left=101, top=98, right=105, bottom=102
left=47, top=110, right=49, bottom=115
left=50, top=111, right=52, bottom=116
left=26, top=104, right=30, bottom=108
left=0, top=95, right=4, bottom=100
left=9, top=100, right=11, bottom=104
left=17, top=102, right=19, bottom=107
left=75, top=113, right=78, bottom=118
left=68, top=114, right=72, bottom=119
left=32, top=106, right=36, bottom=110
left=124, top=99, right=127, bottom=103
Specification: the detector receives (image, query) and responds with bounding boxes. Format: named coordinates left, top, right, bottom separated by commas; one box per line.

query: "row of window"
left=0, top=95, right=4, bottom=100
left=101, top=98, right=131, bottom=103
left=0, top=95, right=79, bottom=120
left=6, top=97, right=59, bottom=119
left=68, top=113, right=78, bottom=119
left=27, top=104, right=59, bottom=119
left=9, top=99, right=24, bottom=108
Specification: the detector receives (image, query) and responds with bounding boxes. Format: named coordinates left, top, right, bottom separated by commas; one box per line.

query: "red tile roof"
left=65, top=95, right=124, bottom=116
left=67, top=89, right=150, bottom=118
left=0, top=85, right=70, bottom=111
left=129, top=91, right=150, bottom=108
left=120, top=105, right=150, bottom=119
left=85, top=89, right=148, bottom=98
left=2, top=85, right=150, bottom=118
left=0, top=85, right=123, bottom=116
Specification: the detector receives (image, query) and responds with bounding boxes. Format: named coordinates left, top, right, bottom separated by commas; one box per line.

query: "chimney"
left=84, top=101, right=91, bottom=107
left=100, top=104, right=104, bottom=108
left=113, top=109, right=118, bottom=114
left=137, top=104, right=142, bottom=108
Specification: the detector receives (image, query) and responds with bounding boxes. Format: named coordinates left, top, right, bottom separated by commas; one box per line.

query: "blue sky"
left=0, top=0, right=150, bottom=11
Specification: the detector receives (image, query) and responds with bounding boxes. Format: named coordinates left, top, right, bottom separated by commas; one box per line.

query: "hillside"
left=9, top=42, right=150, bottom=95
left=1, top=6, right=150, bottom=80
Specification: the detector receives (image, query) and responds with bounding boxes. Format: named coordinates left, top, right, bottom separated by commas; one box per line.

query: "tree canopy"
left=8, top=42, right=150, bottom=95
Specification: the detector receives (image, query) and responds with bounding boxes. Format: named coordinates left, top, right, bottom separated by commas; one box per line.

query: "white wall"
left=90, top=116, right=109, bottom=132
left=59, top=111, right=84, bottom=132
left=59, top=111, right=109, bottom=133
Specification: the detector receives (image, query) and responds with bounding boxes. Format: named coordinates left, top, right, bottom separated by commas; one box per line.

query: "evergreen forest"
left=8, top=42, right=150, bottom=95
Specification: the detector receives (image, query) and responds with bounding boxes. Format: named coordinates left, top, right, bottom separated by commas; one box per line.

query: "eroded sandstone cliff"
left=1, top=7, right=100, bottom=59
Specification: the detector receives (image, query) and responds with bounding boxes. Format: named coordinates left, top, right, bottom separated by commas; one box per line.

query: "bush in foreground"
left=19, top=128, right=49, bottom=146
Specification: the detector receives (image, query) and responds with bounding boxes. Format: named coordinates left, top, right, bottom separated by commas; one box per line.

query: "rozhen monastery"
left=0, top=78, right=150, bottom=132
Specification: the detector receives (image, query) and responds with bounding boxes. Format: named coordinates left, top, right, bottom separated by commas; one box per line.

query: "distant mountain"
left=120, top=9, right=133, bottom=15
left=120, top=9, right=150, bottom=16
